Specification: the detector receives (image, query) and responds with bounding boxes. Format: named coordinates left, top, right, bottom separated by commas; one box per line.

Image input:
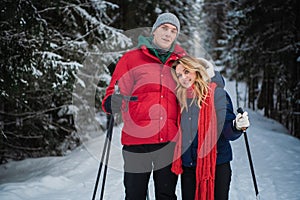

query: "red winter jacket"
left=102, top=40, right=186, bottom=145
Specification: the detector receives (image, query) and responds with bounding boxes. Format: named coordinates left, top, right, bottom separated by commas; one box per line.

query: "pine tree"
left=202, top=0, right=300, bottom=138
left=0, top=0, right=130, bottom=162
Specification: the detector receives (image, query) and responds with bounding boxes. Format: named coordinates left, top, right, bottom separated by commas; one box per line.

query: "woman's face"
left=175, top=63, right=196, bottom=88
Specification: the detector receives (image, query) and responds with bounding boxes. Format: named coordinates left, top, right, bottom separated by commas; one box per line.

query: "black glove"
left=104, top=94, right=137, bottom=114
left=111, top=94, right=123, bottom=114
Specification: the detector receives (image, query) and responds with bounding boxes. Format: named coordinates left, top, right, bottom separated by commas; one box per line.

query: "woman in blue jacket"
left=171, top=56, right=250, bottom=200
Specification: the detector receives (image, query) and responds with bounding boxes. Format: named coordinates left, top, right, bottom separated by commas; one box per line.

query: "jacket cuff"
left=103, top=95, right=112, bottom=114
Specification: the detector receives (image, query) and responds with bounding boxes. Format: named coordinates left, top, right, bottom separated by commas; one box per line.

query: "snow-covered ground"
left=1, top=79, right=300, bottom=200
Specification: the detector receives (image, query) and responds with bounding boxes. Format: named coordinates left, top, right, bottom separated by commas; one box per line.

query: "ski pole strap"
left=123, top=96, right=138, bottom=101
left=122, top=96, right=138, bottom=112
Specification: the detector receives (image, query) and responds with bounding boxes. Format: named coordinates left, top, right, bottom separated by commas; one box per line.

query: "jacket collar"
left=138, top=35, right=186, bottom=64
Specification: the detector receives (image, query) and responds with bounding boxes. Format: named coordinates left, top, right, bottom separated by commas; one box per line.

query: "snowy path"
left=1, top=109, right=300, bottom=200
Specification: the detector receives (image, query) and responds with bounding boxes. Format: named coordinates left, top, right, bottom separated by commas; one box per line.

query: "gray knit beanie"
left=151, top=13, right=180, bottom=35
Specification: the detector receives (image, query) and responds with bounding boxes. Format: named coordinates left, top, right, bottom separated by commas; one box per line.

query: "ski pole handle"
left=114, top=81, right=120, bottom=94
left=237, top=107, right=248, bottom=132
left=237, top=107, right=244, bottom=114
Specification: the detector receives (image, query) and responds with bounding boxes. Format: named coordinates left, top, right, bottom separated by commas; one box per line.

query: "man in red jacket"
left=102, top=13, right=186, bottom=199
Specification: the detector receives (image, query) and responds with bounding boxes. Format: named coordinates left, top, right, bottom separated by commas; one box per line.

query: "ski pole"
left=146, top=189, right=150, bottom=200
left=237, top=108, right=259, bottom=198
left=99, top=114, right=114, bottom=200
left=92, top=82, right=120, bottom=200
left=91, top=114, right=114, bottom=200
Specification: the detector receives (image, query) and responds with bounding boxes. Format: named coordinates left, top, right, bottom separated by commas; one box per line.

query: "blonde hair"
left=171, top=56, right=211, bottom=112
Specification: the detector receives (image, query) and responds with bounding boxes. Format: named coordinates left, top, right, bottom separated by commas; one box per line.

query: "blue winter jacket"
left=181, top=71, right=243, bottom=167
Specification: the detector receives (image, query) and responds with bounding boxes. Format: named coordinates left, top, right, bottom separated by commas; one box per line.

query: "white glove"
left=234, top=112, right=250, bottom=131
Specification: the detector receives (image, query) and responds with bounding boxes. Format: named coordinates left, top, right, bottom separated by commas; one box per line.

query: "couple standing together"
left=102, top=13, right=250, bottom=200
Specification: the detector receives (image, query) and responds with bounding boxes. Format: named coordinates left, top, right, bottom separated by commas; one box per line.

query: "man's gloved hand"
left=111, top=94, right=123, bottom=114
left=234, top=111, right=250, bottom=131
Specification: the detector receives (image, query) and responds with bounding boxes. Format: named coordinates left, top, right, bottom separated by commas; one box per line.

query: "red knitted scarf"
left=172, top=83, right=217, bottom=200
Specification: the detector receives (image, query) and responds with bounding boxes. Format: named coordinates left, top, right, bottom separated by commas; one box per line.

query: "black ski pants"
left=181, top=162, right=232, bottom=200
left=122, top=142, right=177, bottom=200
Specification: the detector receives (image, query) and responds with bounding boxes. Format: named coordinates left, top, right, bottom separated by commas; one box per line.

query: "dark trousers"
left=122, top=142, right=178, bottom=200
left=181, top=162, right=232, bottom=200
left=215, top=162, right=232, bottom=200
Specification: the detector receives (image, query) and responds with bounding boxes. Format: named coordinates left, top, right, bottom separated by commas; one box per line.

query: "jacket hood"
left=137, top=35, right=152, bottom=48
left=211, top=70, right=225, bottom=88
left=199, top=58, right=224, bottom=88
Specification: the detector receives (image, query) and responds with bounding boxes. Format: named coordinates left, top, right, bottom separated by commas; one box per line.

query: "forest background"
left=0, top=0, right=299, bottom=163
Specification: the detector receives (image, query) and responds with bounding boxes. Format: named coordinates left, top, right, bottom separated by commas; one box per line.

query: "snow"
left=1, top=79, right=300, bottom=200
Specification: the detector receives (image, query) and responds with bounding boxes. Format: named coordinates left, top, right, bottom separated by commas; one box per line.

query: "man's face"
left=152, top=23, right=178, bottom=50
